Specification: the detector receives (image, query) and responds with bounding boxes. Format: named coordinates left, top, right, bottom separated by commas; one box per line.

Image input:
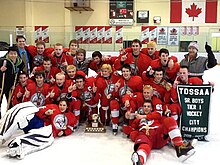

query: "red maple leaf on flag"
left=185, top=3, right=202, bottom=21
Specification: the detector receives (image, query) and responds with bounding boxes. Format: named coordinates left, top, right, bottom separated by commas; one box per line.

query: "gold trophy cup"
left=85, top=114, right=106, bottom=133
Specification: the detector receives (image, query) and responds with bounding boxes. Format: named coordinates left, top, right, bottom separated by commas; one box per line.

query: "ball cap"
left=188, top=42, right=198, bottom=51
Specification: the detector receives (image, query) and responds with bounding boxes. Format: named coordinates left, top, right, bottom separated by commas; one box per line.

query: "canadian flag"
left=170, top=0, right=218, bottom=23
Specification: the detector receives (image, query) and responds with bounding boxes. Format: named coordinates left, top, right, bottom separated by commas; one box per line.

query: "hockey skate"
left=131, top=151, right=143, bottom=165
left=175, top=142, right=195, bottom=162
left=112, top=124, right=118, bottom=136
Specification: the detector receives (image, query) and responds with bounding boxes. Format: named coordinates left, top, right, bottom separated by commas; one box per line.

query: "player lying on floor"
left=128, top=100, right=195, bottom=165
left=0, top=102, right=54, bottom=159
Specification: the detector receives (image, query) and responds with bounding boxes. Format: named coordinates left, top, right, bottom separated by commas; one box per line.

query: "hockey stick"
left=0, top=73, right=6, bottom=101
left=0, top=60, right=7, bottom=102
left=7, top=72, right=18, bottom=111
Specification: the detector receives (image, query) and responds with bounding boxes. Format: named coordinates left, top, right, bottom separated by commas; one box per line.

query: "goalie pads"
left=7, top=125, right=54, bottom=159
left=0, top=102, right=39, bottom=144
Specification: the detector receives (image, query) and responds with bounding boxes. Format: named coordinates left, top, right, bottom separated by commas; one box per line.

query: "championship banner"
left=115, top=26, right=123, bottom=43
left=90, top=26, right=97, bottom=44
left=180, top=26, right=199, bottom=36
left=180, top=26, right=187, bottom=35
left=157, top=27, right=168, bottom=45
left=141, top=26, right=157, bottom=44
left=35, top=26, right=42, bottom=43
left=104, top=26, right=112, bottom=44
left=141, top=26, right=149, bottom=44
left=97, top=26, right=105, bottom=43
left=192, top=26, right=199, bottom=35
left=42, top=26, right=49, bottom=43
left=82, top=26, right=90, bottom=44
left=75, top=26, right=83, bottom=43
left=149, top=26, right=157, bottom=42
left=168, top=27, right=179, bottom=46
left=177, top=85, right=212, bottom=141
left=186, top=26, right=193, bottom=36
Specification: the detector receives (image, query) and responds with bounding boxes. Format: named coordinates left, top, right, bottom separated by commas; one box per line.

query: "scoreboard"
left=109, top=0, right=134, bottom=26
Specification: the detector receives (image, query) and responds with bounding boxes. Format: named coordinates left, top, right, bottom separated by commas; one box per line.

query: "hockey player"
left=7, top=125, right=54, bottom=159
left=23, top=70, right=51, bottom=107
left=74, top=48, right=92, bottom=75
left=50, top=43, right=74, bottom=72
left=147, top=48, right=179, bottom=84
left=95, top=64, right=120, bottom=125
left=142, top=67, right=172, bottom=103
left=170, top=65, right=204, bottom=103
left=31, top=56, right=60, bottom=84
left=89, top=51, right=117, bottom=73
left=0, top=102, right=39, bottom=144
left=110, top=64, right=143, bottom=135
left=65, top=65, right=86, bottom=81
left=26, top=41, right=54, bottom=67
left=121, top=41, right=159, bottom=60
left=11, top=71, right=34, bottom=106
left=65, top=39, right=79, bottom=57
left=67, top=74, right=99, bottom=123
left=114, top=39, right=152, bottom=76
left=49, top=72, right=71, bottom=104
left=36, top=98, right=77, bottom=137
left=131, top=100, right=195, bottom=165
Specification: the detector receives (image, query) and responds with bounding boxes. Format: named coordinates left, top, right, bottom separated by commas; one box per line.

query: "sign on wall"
left=168, top=27, right=180, bottom=46
left=16, top=26, right=25, bottom=36
left=115, top=26, right=123, bottom=43
left=157, top=27, right=168, bottom=45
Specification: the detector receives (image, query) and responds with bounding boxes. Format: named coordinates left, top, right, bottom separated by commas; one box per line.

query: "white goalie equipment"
left=7, top=125, right=54, bottom=159
left=0, top=102, right=39, bottom=144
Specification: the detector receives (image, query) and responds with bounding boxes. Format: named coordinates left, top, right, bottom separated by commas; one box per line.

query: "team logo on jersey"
left=81, top=91, right=92, bottom=101
left=53, top=114, right=67, bottom=130
left=104, top=84, right=115, bottom=96
left=146, top=120, right=154, bottom=126
left=33, top=55, right=44, bottom=66
left=30, top=93, right=45, bottom=107
left=140, top=118, right=154, bottom=126
left=153, top=90, right=161, bottom=99
left=137, top=107, right=145, bottom=115
left=130, top=64, right=138, bottom=75
left=119, top=85, right=133, bottom=97
left=57, top=63, right=66, bottom=71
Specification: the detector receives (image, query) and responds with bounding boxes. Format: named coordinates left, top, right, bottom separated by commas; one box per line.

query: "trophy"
left=85, top=114, right=106, bottom=133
